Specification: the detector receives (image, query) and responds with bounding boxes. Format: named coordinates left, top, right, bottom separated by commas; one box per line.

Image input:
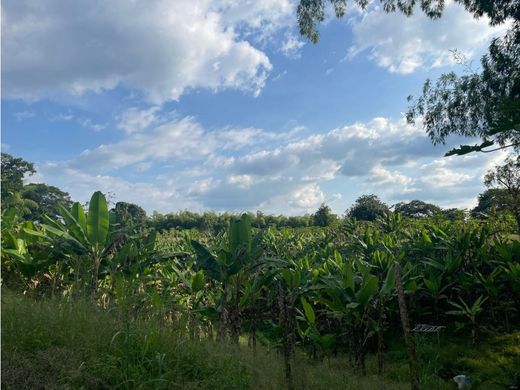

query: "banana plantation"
left=2, top=191, right=519, bottom=389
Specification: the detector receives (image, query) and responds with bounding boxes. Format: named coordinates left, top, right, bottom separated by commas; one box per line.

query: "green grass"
left=2, top=291, right=518, bottom=389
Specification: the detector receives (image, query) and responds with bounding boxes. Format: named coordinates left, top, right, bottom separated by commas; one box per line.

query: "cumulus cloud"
left=347, top=1, right=508, bottom=73
left=2, top=0, right=286, bottom=103
left=32, top=114, right=507, bottom=214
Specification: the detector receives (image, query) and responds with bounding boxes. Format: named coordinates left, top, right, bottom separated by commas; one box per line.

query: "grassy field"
left=2, top=291, right=518, bottom=389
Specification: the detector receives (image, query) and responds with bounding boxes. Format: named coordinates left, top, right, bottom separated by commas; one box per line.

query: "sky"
left=1, top=0, right=511, bottom=215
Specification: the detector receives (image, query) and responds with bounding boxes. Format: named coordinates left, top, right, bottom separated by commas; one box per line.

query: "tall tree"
left=22, top=183, right=73, bottom=221
left=296, top=0, right=519, bottom=156
left=471, top=188, right=512, bottom=217
left=1, top=153, right=36, bottom=213
left=297, top=0, right=517, bottom=44
left=407, top=25, right=519, bottom=156
left=484, top=156, right=520, bottom=232
left=347, top=194, right=389, bottom=221
left=312, top=203, right=337, bottom=226
left=394, top=200, right=441, bottom=218
left=112, top=201, right=147, bottom=228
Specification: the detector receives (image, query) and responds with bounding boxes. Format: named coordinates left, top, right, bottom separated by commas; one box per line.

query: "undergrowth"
left=2, top=291, right=518, bottom=389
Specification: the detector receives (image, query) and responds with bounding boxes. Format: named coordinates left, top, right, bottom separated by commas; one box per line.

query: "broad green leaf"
left=228, top=213, right=252, bottom=254
left=380, top=265, right=396, bottom=298
left=58, top=203, right=88, bottom=244
left=191, top=240, right=220, bottom=281
left=191, top=270, right=205, bottom=293
left=356, top=274, right=378, bottom=307
left=86, top=191, right=109, bottom=248
left=301, top=297, right=315, bottom=324
left=71, top=203, right=87, bottom=232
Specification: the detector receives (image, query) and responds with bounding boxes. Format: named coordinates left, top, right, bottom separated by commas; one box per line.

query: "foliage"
left=394, top=200, right=441, bottom=218
left=406, top=23, right=519, bottom=156
left=347, top=194, right=390, bottom=221
left=484, top=156, right=520, bottom=232
left=296, top=0, right=518, bottom=44
left=312, top=203, right=337, bottom=227
left=472, top=188, right=513, bottom=216
left=3, top=188, right=520, bottom=388
left=22, top=183, right=73, bottom=221
left=1, top=153, right=36, bottom=214
left=112, top=201, right=148, bottom=229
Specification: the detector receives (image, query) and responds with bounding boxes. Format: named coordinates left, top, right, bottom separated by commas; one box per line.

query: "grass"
left=2, top=291, right=518, bottom=389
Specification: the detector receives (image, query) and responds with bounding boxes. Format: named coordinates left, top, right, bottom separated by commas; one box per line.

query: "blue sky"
left=1, top=0, right=510, bottom=215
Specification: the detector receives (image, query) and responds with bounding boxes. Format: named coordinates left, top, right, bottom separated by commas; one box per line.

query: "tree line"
left=2, top=152, right=519, bottom=234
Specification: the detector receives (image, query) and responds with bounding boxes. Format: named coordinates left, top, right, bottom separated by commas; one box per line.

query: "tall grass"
left=2, top=291, right=517, bottom=389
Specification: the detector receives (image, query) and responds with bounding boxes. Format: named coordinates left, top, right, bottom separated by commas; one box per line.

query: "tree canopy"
left=347, top=194, right=389, bottom=221
left=1, top=153, right=36, bottom=213
left=297, top=0, right=518, bottom=44
left=484, top=156, right=520, bottom=231
left=296, top=0, right=519, bottom=157
left=471, top=188, right=512, bottom=217
left=394, top=200, right=441, bottom=218
left=22, top=183, right=73, bottom=221
left=312, top=203, right=338, bottom=226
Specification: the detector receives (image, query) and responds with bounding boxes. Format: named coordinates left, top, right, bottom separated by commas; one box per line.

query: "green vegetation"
left=2, top=184, right=520, bottom=389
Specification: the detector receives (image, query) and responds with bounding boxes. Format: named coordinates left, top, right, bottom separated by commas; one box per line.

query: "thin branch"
left=481, top=142, right=520, bottom=153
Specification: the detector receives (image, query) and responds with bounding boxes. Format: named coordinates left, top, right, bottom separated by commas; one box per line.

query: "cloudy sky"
left=1, top=0, right=509, bottom=215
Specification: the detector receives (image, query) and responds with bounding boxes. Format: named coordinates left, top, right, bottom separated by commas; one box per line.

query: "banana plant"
left=42, top=191, right=112, bottom=293
left=318, top=251, right=379, bottom=375
left=447, top=295, right=488, bottom=345
left=1, top=208, right=55, bottom=284
left=191, top=213, right=264, bottom=343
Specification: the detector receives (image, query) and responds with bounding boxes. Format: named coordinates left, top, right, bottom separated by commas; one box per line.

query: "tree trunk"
left=218, top=283, right=229, bottom=342
left=377, top=299, right=385, bottom=376
left=229, top=278, right=241, bottom=345
left=278, top=283, right=294, bottom=390
left=394, top=261, right=420, bottom=390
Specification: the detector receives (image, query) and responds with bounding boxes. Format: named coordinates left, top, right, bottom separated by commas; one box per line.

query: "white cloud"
left=347, top=1, right=508, bottom=74
left=32, top=163, right=200, bottom=213
left=77, top=118, right=107, bottom=131
left=117, top=106, right=161, bottom=134
left=279, top=32, right=306, bottom=58
left=2, top=0, right=282, bottom=103
left=14, top=111, right=35, bottom=121
left=31, top=115, right=507, bottom=214
left=75, top=117, right=215, bottom=171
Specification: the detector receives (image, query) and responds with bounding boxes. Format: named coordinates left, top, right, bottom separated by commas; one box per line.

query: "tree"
left=22, top=183, right=73, bottom=221
left=347, top=195, right=389, bottom=221
left=407, top=25, right=519, bottom=156
left=394, top=200, right=441, bottom=218
left=471, top=188, right=512, bottom=217
left=296, top=0, right=519, bottom=156
left=297, top=0, right=518, bottom=44
left=1, top=153, right=36, bottom=212
left=484, top=156, right=520, bottom=232
left=441, top=208, right=467, bottom=221
left=112, top=201, right=147, bottom=228
left=312, top=203, right=337, bottom=226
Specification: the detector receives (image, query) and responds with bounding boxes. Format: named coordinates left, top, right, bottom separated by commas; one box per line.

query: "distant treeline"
left=2, top=152, right=517, bottom=234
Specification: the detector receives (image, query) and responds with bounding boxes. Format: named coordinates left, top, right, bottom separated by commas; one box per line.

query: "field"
left=2, top=192, right=520, bottom=389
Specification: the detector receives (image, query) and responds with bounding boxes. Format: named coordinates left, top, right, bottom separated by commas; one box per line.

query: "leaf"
left=356, top=274, right=378, bottom=307
left=191, top=270, right=205, bottom=293
left=70, top=203, right=87, bottom=232
left=380, top=265, right=396, bottom=298
left=228, top=213, right=252, bottom=255
left=58, top=203, right=88, bottom=244
left=301, top=297, right=316, bottom=324
left=191, top=240, right=220, bottom=281
left=86, top=191, right=109, bottom=249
